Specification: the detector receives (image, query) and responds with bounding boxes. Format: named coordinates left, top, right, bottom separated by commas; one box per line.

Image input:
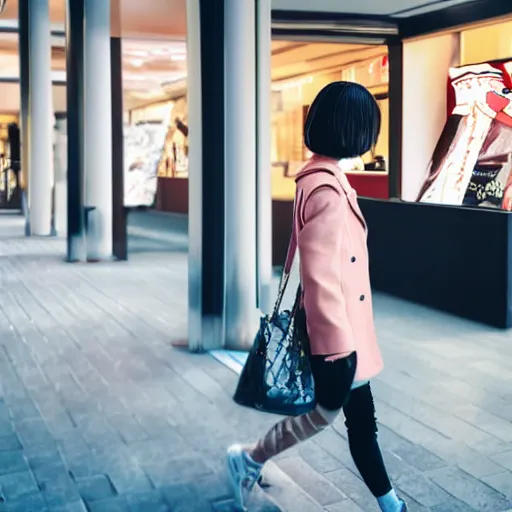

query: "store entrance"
left=0, top=119, right=21, bottom=211
left=270, top=40, right=390, bottom=202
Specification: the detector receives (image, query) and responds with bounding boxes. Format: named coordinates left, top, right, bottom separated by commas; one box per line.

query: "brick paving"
left=0, top=210, right=510, bottom=511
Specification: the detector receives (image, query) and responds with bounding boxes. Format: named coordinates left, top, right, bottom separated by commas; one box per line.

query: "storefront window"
left=270, top=42, right=389, bottom=201
left=121, top=39, right=188, bottom=208
left=411, top=18, right=512, bottom=211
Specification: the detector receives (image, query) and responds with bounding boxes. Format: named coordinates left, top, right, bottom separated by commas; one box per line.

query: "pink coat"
left=293, top=155, right=384, bottom=382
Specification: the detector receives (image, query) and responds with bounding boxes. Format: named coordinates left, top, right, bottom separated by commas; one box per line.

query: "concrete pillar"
left=53, top=116, right=68, bottom=236
left=187, top=0, right=270, bottom=352
left=28, top=0, right=53, bottom=236
left=187, top=0, right=226, bottom=352
left=186, top=0, right=205, bottom=351
left=111, top=0, right=128, bottom=261
left=256, top=0, right=273, bottom=315
left=18, top=0, right=29, bottom=229
left=84, top=0, right=113, bottom=261
left=66, top=0, right=86, bottom=261
left=224, top=0, right=259, bottom=349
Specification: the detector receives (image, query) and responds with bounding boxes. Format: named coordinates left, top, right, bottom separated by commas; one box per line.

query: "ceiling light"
left=126, top=50, right=149, bottom=57
left=124, top=74, right=149, bottom=82
left=150, top=49, right=169, bottom=56
left=171, top=55, right=186, bottom=61
left=131, top=58, right=144, bottom=67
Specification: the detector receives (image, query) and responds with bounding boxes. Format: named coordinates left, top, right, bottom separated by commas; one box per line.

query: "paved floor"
left=0, top=210, right=510, bottom=512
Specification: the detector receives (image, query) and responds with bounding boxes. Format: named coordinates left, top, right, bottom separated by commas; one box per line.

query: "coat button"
left=360, top=295, right=365, bottom=301
left=351, top=256, right=356, bottom=262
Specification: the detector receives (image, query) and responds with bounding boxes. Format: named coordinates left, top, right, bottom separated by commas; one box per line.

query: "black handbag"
left=233, top=222, right=316, bottom=416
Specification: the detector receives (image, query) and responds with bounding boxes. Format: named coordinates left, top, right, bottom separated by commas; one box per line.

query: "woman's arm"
left=298, top=185, right=356, bottom=355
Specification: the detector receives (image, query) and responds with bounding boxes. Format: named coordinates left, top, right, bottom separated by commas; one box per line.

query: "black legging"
left=310, top=353, right=392, bottom=498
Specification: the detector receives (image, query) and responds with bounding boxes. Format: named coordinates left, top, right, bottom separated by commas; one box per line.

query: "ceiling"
left=272, top=0, right=474, bottom=17
left=0, top=37, right=388, bottom=113
left=0, top=0, right=495, bottom=113
left=0, top=0, right=479, bottom=40
left=271, top=41, right=386, bottom=81
left=0, top=0, right=187, bottom=39
left=0, top=31, right=187, bottom=111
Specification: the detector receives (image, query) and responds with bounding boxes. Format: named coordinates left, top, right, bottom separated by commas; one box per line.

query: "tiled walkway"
left=0, top=210, right=510, bottom=511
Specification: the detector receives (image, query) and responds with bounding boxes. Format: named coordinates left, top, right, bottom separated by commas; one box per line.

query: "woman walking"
left=227, top=82, right=407, bottom=512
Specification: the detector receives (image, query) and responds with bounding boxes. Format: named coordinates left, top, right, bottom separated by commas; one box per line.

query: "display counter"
left=155, top=177, right=188, bottom=214
left=345, top=171, right=389, bottom=199
left=155, top=167, right=389, bottom=216
left=360, top=199, right=512, bottom=328
left=272, top=197, right=512, bottom=328
left=271, top=163, right=389, bottom=201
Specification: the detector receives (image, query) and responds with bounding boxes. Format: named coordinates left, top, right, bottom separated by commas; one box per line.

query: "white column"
left=256, top=0, right=273, bottom=315
left=84, top=0, right=113, bottom=260
left=53, top=117, right=68, bottom=236
left=186, top=0, right=204, bottom=351
left=28, top=0, right=53, bottom=236
left=224, top=0, right=259, bottom=350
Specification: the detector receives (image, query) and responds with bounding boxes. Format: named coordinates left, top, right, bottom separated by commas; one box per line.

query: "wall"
left=401, top=33, right=460, bottom=201
left=0, top=82, right=66, bottom=113
left=461, top=20, right=512, bottom=64
left=270, top=52, right=389, bottom=200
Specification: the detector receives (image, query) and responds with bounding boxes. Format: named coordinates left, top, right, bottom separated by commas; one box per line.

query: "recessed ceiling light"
left=150, top=49, right=169, bottom=56
left=171, top=55, right=186, bottom=61
left=126, top=50, right=149, bottom=57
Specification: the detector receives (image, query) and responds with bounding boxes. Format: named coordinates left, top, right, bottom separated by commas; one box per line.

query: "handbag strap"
left=271, top=200, right=299, bottom=320
left=271, top=162, right=343, bottom=320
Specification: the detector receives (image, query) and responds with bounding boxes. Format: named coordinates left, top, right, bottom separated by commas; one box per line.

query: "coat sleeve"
left=298, top=185, right=356, bottom=355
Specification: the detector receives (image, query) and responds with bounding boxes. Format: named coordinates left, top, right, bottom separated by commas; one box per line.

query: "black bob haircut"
left=304, top=81, right=381, bottom=160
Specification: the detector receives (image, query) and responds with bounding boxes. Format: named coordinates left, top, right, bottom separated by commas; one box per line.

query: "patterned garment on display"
left=463, top=166, right=503, bottom=206
left=417, top=63, right=512, bottom=209
left=123, top=122, right=168, bottom=207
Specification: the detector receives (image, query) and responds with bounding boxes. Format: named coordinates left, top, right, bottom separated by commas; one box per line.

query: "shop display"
left=159, top=116, right=189, bottom=178
left=417, top=63, right=512, bottom=210
left=124, top=121, right=168, bottom=207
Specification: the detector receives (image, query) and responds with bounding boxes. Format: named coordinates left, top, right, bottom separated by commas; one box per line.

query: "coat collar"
left=295, top=155, right=367, bottom=231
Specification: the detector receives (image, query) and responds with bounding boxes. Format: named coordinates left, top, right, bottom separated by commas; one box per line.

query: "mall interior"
left=0, top=0, right=512, bottom=352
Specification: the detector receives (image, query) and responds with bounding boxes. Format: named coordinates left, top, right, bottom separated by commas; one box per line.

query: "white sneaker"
left=226, top=444, right=263, bottom=511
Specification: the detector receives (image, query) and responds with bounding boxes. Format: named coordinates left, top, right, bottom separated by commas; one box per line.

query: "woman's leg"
left=249, top=351, right=357, bottom=463
left=343, top=383, right=406, bottom=512
left=227, top=352, right=357, bottom=510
